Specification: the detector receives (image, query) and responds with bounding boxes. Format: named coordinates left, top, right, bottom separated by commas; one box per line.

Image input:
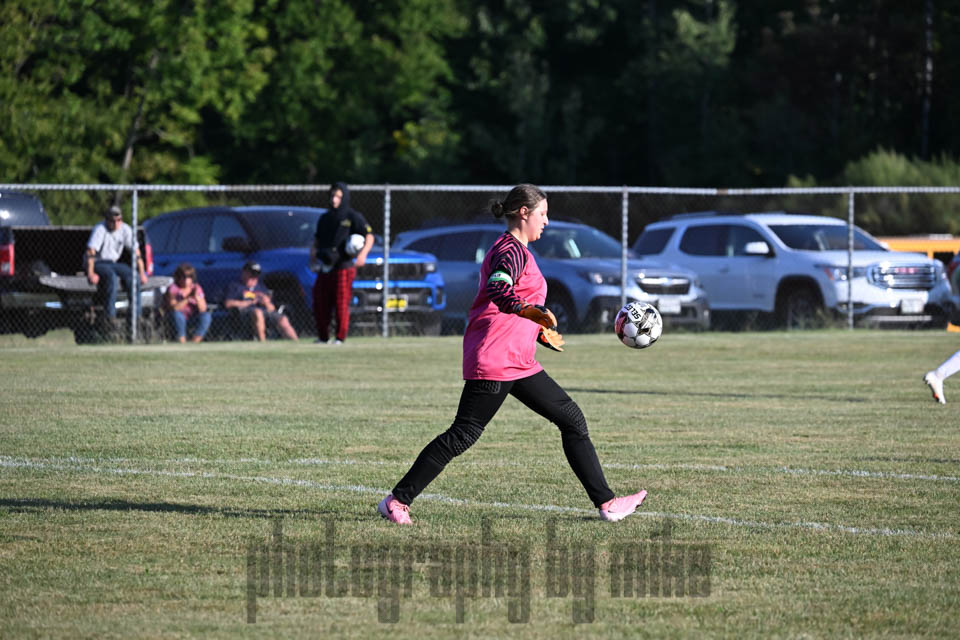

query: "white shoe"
left=924, top=371, right=946, bottom=404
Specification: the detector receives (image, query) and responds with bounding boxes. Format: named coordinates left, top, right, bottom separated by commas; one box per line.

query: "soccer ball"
left=344, top=233, right=365, bottom=256
left=614, top=302, right=663, bottom=349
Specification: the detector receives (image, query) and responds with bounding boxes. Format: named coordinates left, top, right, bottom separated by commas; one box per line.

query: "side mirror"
left=744, top=241, right=773, bottom=257
left=222, top=236, right=252, bottom=253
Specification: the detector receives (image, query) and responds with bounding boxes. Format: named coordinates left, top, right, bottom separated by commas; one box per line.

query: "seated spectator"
left=85, top=204, right=147, bottom=328
left=223, top=261, right=298, bottom=341
left=165, top=263, right=212, bottom=343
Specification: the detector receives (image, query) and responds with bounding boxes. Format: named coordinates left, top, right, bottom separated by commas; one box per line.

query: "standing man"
left=311, top=182, right=374, bottom=344
left=85, top=204, right=147, bottom=328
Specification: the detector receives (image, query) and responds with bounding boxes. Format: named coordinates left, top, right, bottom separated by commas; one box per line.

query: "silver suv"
left=395, top=220, right=710, bottom=333
left=633, top=212, right=954, bottom=328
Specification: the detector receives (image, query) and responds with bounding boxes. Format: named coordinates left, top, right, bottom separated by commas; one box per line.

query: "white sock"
left=934, top=348, right=960, bottom=380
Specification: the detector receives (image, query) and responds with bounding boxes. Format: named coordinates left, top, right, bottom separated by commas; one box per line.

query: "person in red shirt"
left=377, top=184, right=647, bottom=525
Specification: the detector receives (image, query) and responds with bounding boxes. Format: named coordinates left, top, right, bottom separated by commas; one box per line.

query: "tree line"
left=3, top=1, right=960, bottom=231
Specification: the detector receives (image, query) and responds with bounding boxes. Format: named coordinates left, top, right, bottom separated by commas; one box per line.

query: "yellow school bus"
left=877, top=235, right=960, bottom=266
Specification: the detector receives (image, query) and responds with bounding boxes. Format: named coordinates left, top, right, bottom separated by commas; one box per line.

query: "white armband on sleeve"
left=487, top=270, right=514, bottom=287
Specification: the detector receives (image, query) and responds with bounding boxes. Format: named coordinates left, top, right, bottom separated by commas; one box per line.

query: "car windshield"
left=767, top=224, right=887, bottom=252
left=534, top=226, right=631, bottom=259
left=239, top=210, right=323, bottom=249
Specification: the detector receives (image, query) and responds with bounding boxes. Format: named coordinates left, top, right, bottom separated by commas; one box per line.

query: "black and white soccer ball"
left=344, top=233, right=366, bottom=257
left=614, top=301, right=663, bottom=349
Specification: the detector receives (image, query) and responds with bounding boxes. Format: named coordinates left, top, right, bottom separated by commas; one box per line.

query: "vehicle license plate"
left=658, top=298, right=682, bottom=315
left=900, top=299, right=924, bottom=314
left=386, top=295, right=408, bottom=311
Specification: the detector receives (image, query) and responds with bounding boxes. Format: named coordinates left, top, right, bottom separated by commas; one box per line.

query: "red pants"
left=313, top=267, right=355, bottom=341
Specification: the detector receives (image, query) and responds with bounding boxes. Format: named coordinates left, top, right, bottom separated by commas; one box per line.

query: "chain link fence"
left=2, top=184, right=959, bottom=343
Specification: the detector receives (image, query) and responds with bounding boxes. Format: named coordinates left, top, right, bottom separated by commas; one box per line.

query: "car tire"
left=415, top=313, right=442, bottom=336
left=441, top=317, right=466, bottom=336
left=546, top=291, right=576, bottom=333
left=18, top=310, right=51, bottom=338
left=70, top=311, right=99, bottom=344
left=777, top=286, right=821, bottom=329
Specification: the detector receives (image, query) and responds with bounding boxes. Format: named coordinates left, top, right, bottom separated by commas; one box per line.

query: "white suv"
left=633, top=212, right=954, bottom=328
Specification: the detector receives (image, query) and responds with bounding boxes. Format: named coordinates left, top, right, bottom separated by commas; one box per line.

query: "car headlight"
left=424, top=262, right=437, bottom=273
left=817, top=264, right=866, bottom=281
left=580, top=270, right=620, bottom=285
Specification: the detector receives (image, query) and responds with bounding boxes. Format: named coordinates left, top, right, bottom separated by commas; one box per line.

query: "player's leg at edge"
left=924, top=371, right=946, bottom=404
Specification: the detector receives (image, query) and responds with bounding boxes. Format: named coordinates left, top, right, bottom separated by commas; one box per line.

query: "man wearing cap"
left=223, top=261, right=298, bottom=341
left=85, top=204, right=147, bottom=323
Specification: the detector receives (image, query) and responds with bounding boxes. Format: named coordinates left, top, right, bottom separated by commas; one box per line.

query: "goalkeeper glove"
left=515, top=302, right=558, bottom=330
left=537, top=327, right=565, bottom=352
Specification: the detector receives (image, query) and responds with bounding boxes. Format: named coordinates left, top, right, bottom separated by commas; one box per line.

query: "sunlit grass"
left=1, top=330, right=958, bottom=637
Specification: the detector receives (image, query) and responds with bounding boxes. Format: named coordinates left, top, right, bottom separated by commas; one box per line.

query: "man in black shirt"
left=310, top=182, right=373, bottom=344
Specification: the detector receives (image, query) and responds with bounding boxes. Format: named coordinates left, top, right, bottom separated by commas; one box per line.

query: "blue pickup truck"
left=144, top=206, right=445, bottom=336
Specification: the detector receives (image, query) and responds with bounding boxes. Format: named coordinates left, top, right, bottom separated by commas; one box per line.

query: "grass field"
left=1, top=329, right=958, bottom=638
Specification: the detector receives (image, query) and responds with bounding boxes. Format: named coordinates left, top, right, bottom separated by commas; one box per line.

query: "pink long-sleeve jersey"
left=462, top=232, right=546, bottom=380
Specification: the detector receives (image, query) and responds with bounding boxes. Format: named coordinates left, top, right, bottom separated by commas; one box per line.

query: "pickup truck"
left=143, top=205, right=446, bottom=337
left=0, top=191, right=170, bottom=343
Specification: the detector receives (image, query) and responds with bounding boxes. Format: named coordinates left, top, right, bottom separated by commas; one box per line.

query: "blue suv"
left=145, top=206, right=445, bottom=336
left=394, top=221, right=709, bottom=332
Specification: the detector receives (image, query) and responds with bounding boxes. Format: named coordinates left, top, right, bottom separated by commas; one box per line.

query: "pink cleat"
left=377, top=494, right=413, bottom=525
left=599, top=490, right=648, bottom=522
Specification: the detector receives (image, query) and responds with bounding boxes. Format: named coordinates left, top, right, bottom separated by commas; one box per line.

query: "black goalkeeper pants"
left=391, top=370, right=615, bottom=508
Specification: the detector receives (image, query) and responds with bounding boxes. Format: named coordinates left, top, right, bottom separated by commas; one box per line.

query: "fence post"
left=131, top=188, right=139, bottom=343
left=620, top=186, right=629, bottom=311
left=847, top=190, right=855, bottom=330
left=382, top=185, right=391, bottom=338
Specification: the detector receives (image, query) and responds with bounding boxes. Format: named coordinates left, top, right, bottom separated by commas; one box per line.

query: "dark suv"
left=145, top=206, right=445, bottom=336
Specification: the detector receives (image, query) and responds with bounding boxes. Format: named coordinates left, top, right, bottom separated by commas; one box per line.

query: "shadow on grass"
left=0, top=497, right=331, bottom=519
left=566, top=387, right=868, bottom=403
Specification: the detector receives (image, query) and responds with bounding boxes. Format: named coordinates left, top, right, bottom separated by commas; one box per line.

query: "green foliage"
left=787, top=149, right=960, bottom=235
left=845, top=149, right=960, bottom=235
left=2, top=1, right=960, bottom=191
left=212, top=0, right=465, bottom=184
left=843, top=148, right=960, bottom=188
left=648, top=0, right=741, bottom=185
left=0, top=0, right=270, bottom=202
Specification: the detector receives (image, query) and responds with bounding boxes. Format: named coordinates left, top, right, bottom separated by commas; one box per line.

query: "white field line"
left=606, top=463, right=960, bottom=483
left=0, top=456, right=955, bottom=540
left=3, top=455, right=956, bottom=484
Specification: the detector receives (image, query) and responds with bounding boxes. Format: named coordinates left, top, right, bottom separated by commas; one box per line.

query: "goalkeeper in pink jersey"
left=377, top=184, right=647, bottom=525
